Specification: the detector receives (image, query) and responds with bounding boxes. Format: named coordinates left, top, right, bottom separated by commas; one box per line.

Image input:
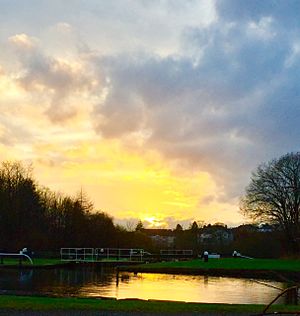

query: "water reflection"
left=113, top=273, right=286, bottom=305
left=0, top=267, right=293, bottom=305
left=19, top=270, right=33, bottom=283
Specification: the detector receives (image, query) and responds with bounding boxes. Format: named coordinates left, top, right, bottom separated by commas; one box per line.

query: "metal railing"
left=0, top=252, right=33, bottom=265
left=60, top=248, right=94, bottom=261
left=60, top=248, right=145, bottom=262
left=160, top=249, right=193, bottom=256
left=95, top=248, right=145, bottom=261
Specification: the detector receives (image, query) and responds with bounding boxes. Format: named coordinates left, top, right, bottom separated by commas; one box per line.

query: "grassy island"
left=1, top=257, right=300, bottom=281
left=118, top=258, right=300, bottom=281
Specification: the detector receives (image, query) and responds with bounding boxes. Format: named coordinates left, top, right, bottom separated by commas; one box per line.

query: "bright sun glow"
left=142, top=216, right=163, bottom=228
left=30, top=139, right=242, bottom=228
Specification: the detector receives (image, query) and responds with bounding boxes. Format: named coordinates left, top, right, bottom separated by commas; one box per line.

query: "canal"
left=0, top=267, right=294, bottom=304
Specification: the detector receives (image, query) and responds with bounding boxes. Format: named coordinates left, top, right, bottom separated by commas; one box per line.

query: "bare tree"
left=0, top=161, right=43, bottom=250
left=241, top=152, right=300, bottom=253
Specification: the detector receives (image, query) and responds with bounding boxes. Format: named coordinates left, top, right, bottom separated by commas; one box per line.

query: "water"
left=0, top=267, right=292, bottom=304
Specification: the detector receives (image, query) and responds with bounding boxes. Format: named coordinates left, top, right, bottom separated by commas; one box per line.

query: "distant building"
left=198, top=225, right=233, bottom=245
left=141, top=229, right=175, bottom=247
left=258, top=223, right=273, bottom=233
left=233, top=224, right=258, bottom=233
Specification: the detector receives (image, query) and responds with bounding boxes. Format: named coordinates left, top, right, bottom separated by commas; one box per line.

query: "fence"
left=159, top=249, right=193, bottom=260
left=60, top=248, right=94, bottom=261
left=60, top=248, right=145, bottom=262
left=160, top=249, right=193, bottom=256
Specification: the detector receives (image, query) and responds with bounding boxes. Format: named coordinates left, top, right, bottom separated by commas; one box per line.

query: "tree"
left=86, top=211, right=116, bottom=248
left=175, top=223, right=183, bottom=231
left=135, top=220, right=144, bottom=231
left=0, top=161, right=44, bottom=250
left=190, top=221, right=198, bottom=232
left=241, top=152, right=300, bottom=253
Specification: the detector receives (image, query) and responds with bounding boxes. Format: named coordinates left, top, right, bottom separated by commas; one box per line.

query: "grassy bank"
left=3, top=257, right=299, bottom=271
left=137, top=258, right=300, bottom=271
left=0, top=258, right=64, bottom=267
left=2, top=257, right=300, bottom=281
left=0, top=257, right=139, bottom=268
left=119, top=258, right=300, bottom=281
left=0, top=295, right=299, bottom=314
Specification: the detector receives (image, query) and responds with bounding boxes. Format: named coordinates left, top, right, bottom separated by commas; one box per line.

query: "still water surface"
left=0, top=267, right=289, bottom=304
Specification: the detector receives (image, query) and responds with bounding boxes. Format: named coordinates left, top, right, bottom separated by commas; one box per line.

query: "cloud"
left=1, top=0, right=300, bottom=225
left=55, top=22, right=72, bottom=34
left=8, top=33, right=38, bottom=50
left=217, top=0, right=300, bottom=28
left=90, top=1, right=300, bottom=201
left=9, top=33, right=97, bottom=123
left=114, top=216, right=196, bottom=230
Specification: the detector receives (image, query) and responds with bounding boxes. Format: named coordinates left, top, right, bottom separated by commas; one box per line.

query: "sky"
left=0, top=0, right=300, bottom=229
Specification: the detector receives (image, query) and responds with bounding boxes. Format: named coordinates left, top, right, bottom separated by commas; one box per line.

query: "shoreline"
left=117, top=265, right=300, bottom=282
left=1, top=257, right=300, bottom=282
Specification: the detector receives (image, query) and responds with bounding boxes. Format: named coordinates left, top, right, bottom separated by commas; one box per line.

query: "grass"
left=0, top=295, right=299, bottom=313
left=2, top=257, right=299, bottom=274
left=0, top=258, right=62, bottom=266
left=137, top=258, right=300, bottom=272
left=0, top=257, right=139, bottom=266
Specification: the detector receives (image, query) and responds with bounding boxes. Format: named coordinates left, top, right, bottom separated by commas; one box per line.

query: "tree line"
left=1, top=151, right=300, bottom=256
left=0, top=161, right=153, bottom=252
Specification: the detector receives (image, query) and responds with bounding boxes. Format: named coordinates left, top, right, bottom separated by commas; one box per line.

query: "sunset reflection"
left=81, top=272, right=285, bottom=305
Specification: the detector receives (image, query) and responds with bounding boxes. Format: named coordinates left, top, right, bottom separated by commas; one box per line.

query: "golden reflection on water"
left=79, top=273, right=285, bottom=304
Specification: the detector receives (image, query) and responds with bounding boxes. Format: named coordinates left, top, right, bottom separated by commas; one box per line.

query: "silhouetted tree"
left=241, top=152, right=300, bottom=253
left=0, top=161, right=44, bottom=250
left=135, top=220, right=144, bottom=231
left=0, top=161, right=121, bottom=250
left=175, top=223, right=183, bottom=231
left=85, top=211, right=116, bottom=247
left=190, top=221, right=198, bottom=232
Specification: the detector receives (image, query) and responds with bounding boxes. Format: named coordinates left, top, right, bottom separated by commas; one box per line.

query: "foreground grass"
left=0, top=295, right=299, bottom=313
left=137, top=258, right=300, bottom=272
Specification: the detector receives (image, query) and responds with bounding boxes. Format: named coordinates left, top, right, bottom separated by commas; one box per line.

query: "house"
left=198, top=225, right=233, bottom=245
left=258, top=223, right=273, bottom=233
left=140, top=229, right=175, bottom=247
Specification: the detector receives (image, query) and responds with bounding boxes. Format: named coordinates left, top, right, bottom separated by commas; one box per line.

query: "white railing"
left=60, top=248, right=94, bottom=261
left=60, top=248, right=145, bottom=262
left=0, top=252, right=33, bottom=265
left=95, top=248, right=144, bottom=261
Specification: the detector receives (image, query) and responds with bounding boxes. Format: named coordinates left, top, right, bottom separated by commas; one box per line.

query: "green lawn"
left=0, top=257, right=141, bottom=266
left=0, top=258, right=62, bottom=266
left=0, top=295, right=299, bottom=313
left=138, top=258, right=300, bottom=272
left=1, top=257, right=299, bottom=272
